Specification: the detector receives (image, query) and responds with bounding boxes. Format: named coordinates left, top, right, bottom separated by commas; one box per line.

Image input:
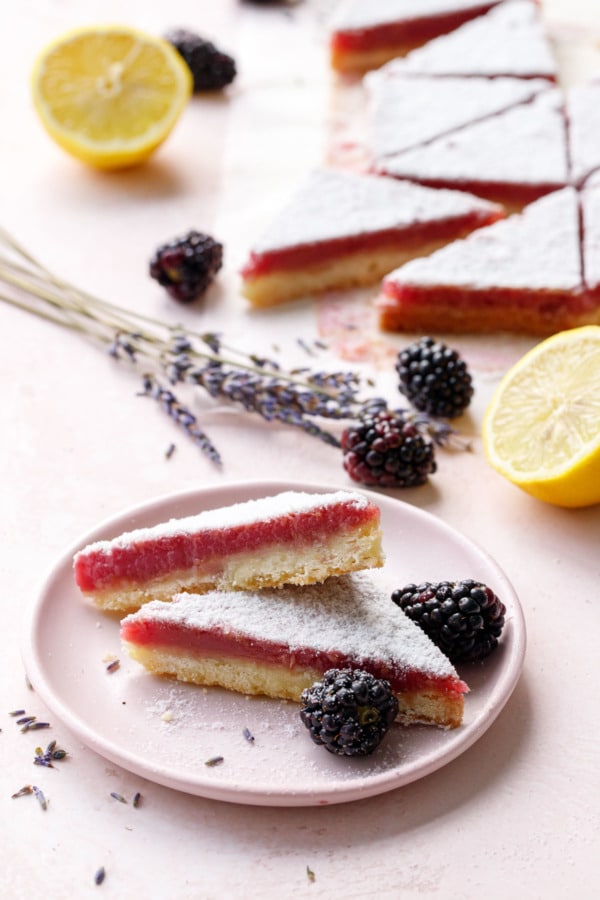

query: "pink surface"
left=23, top=481, right=525, bottom=807
left=2, top=1, right=600, bottom=898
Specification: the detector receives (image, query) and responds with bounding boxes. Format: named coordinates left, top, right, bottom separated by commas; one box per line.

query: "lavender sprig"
left=397, top=409, right=473, bottom=451
left=0, top=229, right=389, bottom=462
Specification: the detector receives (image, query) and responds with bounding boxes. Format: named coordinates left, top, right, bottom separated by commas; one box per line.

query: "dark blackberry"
left=341, top=409, right=436, bottom=488
left=300, top=669, right=398, bottom=757
left=149, top=230, right=223, bottom=303
left=396, top=337, right=474, bottom=419
left=391, top=579, right=506, bottom=663
left=165, top=29, right=236, bottom=92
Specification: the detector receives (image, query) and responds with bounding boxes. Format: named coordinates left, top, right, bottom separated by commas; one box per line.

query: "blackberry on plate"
left=165, top=29, right=236, bottom=92
left=341, top=409, right=436, bottom=488
left=149, top=230, right=223, bottom=303
left=396, top=336, right=474, bottom=419
left=392, top=579, right=506, bottom=663
left=300, top=668, right=398, bottom=757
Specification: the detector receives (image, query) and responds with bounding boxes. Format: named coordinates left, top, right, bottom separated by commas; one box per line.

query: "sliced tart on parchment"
left=376, top=187, right=598, bottom=334
left=374, top=89, right=568, bottom=211
left=376, top=0, right=557, bottom=80
left=240, top=169, right=503, bottom=307
left=329, top=0, right=506, bottom=73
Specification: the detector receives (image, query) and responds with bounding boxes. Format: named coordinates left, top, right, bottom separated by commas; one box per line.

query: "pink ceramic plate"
left=23, top=480, right=525, bottom=807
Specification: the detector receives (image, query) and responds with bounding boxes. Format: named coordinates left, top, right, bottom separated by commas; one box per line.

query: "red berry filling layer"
left=380, top=284, right=592, bottom=313
left=240, top=212, right=502, bottom=279
left=74, top=493, right=380, bottom=593
left=120, top=616, right=467, bottom=700
left=331, top=4, right=500, bottom=56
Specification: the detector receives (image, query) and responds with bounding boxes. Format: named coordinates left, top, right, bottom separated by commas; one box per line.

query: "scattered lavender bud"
left=306, top=866, right=316, bottom=883
left=132, top=792, right=142, bottom=808
left=11, top=785, right=33, bottom=799
left=32, top=785, right=47, bottom=810
left=105, top=659, right=120, bottom=674
left=94, top=867, right=106, bottom=886
left=110, top=792, right=127, bottom=804
left=242, top=727, right=255, bottom=744
left=204, top=755, right=224, bottom=767
left=9, top=709, right=26, bottom=717
left=34, top=740, right=68, bottom=767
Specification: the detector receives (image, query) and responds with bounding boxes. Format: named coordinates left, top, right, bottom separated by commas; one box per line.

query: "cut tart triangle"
left=375, top=88, right=569, bottom=210
left=376, top=187, right=599, bottom=335
left=367, top=73, right=551, bottom=159
left=239, top=168, right=503, bottom=307
left=378, top=0, right=557, bottom=80
left=329, top=0, right=506, bottom=73
left=120, top=572, right=468, bottom=729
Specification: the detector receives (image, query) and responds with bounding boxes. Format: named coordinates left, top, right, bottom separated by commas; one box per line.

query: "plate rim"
left=21, top=478, right=527, bottom=806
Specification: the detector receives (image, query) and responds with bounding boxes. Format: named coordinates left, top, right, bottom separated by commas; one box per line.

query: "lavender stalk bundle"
left=0, top=227, right=392, bottom=462
left=0, top=227, right=465, bottom=464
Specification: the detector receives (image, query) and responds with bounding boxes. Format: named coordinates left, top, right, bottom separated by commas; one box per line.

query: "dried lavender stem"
left=0, top=229, right=393, bottom=460
left=0, top=248, right=347, bottom=399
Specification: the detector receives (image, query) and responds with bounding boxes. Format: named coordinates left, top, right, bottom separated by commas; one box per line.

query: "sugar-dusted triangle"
left=121, top=572, right=468, bottom=729
left=377, top=187, right=595, bottom=335
left=239, top=168, right=503, bottom=308
left=375, top=89, right=569, bottom=210
left=329, top=0, right=506, bottom=73
left=367, top=73, right=550, bottom=159
left=379, top=0, right=557, bottom=80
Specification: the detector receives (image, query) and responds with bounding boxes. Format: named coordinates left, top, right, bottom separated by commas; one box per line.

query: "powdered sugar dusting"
left=567, top=80, right=600, bottom=183
left=76, top=489, right=370, bottom=555
left=582, top=178, right=600, bottom=290
left=378, top=1, right=557, bottom=78
left=383, top=187, right=581, bottom=290
left=250, top=169, right=499, bottom=254
left=122, top=572, right=460, bottom=682
left=378, top=89, right=568, bottom=186
left=331, top=0, right=503, bottom=31
left=367, top=74, right=549, bottom=158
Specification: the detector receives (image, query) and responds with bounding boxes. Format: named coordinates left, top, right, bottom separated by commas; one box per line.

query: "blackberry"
left=341, top=409, right=436, bottom=488
left=392, top=579, right=506, bottom=663
left=300, top=669, right=398, bottom=757
left=165, top=29, right=236, bottom=92
left=396, top=336, right=474, bottom=419
left=149, top=230, right=223, bottom=303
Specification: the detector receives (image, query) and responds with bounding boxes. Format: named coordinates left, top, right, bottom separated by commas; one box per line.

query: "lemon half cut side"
left=482, top=326, right=600, bottom=508
left=31, top=25, right=193, bottom=169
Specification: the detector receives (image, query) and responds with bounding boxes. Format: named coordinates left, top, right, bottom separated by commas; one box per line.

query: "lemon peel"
left=31, top=25, right=192, bottom=169
left=483, top=326, right=600, bottom=508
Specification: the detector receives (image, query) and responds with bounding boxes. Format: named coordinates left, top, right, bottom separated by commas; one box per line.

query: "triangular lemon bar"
left=375, top=89, right=568, bottom=210
left=240, top=169, right=503, bottom=307
left=329, top=0, right=505, bottom=73
left=367, top=73, right=550, bottom=159
left=377, top=187, right=596, bottom=334
left=73, top=490, right=384, bottom=613
left=121, top=572, right=468, bottom=728
left=379, top=0, right=557, bottom=80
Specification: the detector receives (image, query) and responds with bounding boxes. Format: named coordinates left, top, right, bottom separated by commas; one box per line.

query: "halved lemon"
left=482, top=325, right=600, bottom=508
left=31, top=25, right=193, bottom=169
